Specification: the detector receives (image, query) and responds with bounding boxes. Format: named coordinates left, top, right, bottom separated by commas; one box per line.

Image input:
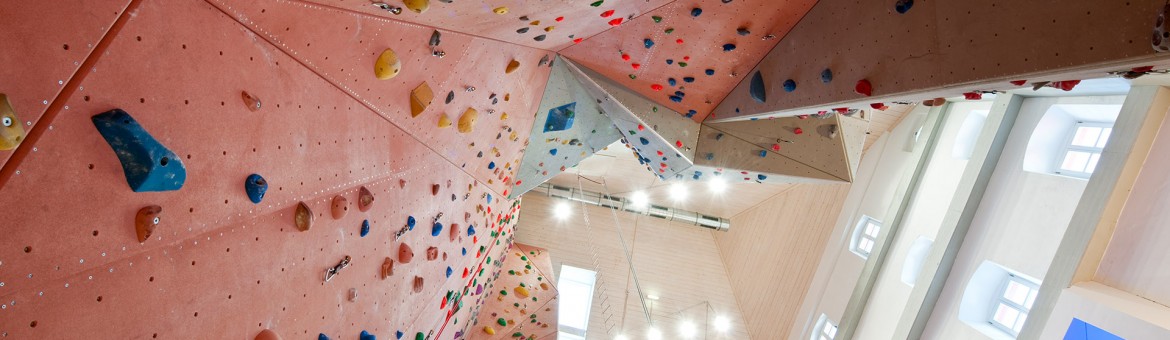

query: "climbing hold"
left=691, top=8, right=703, bottom=17
left=923, top=98, right=947, bottom=107
left=794, top=127, right=804, bottom=135
left=358, top=186, right=374, bottom=212
left=676, top=39, right=684, bottom=44
left=600, top=9, right=614, bottom=17
left=652, top=15, right=662, bottom=22
left=644, top=38, right=655, bottom=48
left=135, top=205, right=162, bottom=243
left=240, top=91, right=262, bottom=112
left=255, top=329, right=283, bottom=340
left=438, top=113, right=452, bottom=128
left=722, top=43, right=737, bottom=51
left=758, top=150, right=767, bottom=157
left=446, top=266, right=453, bottom=278
left=631, top=63, right=641, bottom=70
left=1010, top=80, right=1028, bottom=86
left=651, top=84, right=664, bottom=91
left=492, top=6, right=508, bottom=14
left=318, top=334, right=330, bottom=340
left=381, top=257, right=394, bottom=279
left=0, top=94, right=24, bottom=150
left=870, top=103, right=889, bottom=110
left=666, top=28, right=675, bottom=34
left=516, top=27, right=529, bottom=34
left=245, top=174, right=267, bottom=204
left=432, top=222, right=443, bottom=237
left=556, top=16, right=564, bottom=22
left=412, top=276, right=424, bottom=293
left=821, top=69, right=833, bottom=83
left=360, top=330, right=376, bottom=340
left=497, top=318, right=508, bottom=326
left=432, top=183, right=440, bottom=195
left=668, top=78, right=677, bottom=86
left=449, top=222, right=460, bottom=241
left=426, top=246, right=438, bottom=260
left=608, top=18, right=623, bottom=26
left=705, top=69, right=715, bottom=76
left=514, top=286, right=530, bottom=298
left=402, top=0, right=428, bottom=13
left=294, top=202, right=313, bottom=232
left=331, top=195, right=348, bottom=220
left=374, top=48, right=402, bottom=80
left=682, top=77, right=695, bottom=83
left=407, top=216, right=417, bottom=229
left=749, top=71, right=767, bottom=103
left=737, top=27, right=751, bottom=36
left=483, top=326, right=496, bottom=335
left=399, top=243, right=414, bottom=263
left=505, top=60, right=520, bottom=74
left=895, top=0, right=913, bottom=14
left=533, top=34, right=547, bottom=41
left=410, top=82, right=433, bottom=118
left=639, top=137, right=650, bottom=145
left=361, top=220, right=370, bottom=237
left=854, top=79, right=873, bottom=96
left=669, top=95, right=682, bottom=103
left=92, top=109, right=186, bottom=192
left=963, top=92, right=983, bottom=100
left=429, top=30, right=441, bottom=47
left=458, top=108, right=478, bottom=133
left=544, top=103, right=576, bottom=132
left=678, top=62, right=688, bottom=67
left=549, top=149, right=558, bottom=156
left=783, top=79, right=797, bottom=92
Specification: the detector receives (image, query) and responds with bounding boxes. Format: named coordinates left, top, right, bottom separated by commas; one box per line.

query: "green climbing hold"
left=665, top=28, right=674, bottom=34
left=498, top=318, right=508, bottom=326
left=500, top=290, right=508, bottom=296
left=590, top=0, right=603, bottom=6
left=513, top=332, right=524, bottom=337
left=678, top=62, right=688, bottom=67
left=521, top=256, right=528, bottom=261
left=652, top=106, right=658, bottom=112
left=628, top=74, right=637, bottom=79
left=652, top=15, right=662, bottom=23
left=520, top=283, right=526, bottom=287
left=525, top=264, right=532, bottom=269
left=415, top=332, right=424, bottom=340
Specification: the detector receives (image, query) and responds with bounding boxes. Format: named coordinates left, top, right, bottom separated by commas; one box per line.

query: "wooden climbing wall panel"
left=561, top=0, right=819, bottom=122
left=712, top=0, right=1170, bottom=121
left=469, top=244, right=559, bottom=340
left=0, top=0, right=535, bottom=339
left=0, top=0, right=132, bottom=169
left=298, top=0, right=673, bottom=51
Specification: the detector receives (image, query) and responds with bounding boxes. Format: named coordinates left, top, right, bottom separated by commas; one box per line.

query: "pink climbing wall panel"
left=561, top=0, right=818, bottom=122
left=713, top=0, right=1170, bottom=120
left=0, top=0, right=132, bottom=169
left=205, top=0, right=551, bottom=198
left=470, top=243, right=559, bottom=340
left=298, top=0, right=673, bottom=51
left=0, top=0, right=534, bottom=339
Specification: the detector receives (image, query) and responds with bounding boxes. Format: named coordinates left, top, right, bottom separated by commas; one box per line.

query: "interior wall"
left=512, top=194, right=748, bottom=340
left=919, top=96, right=1122, bottom=339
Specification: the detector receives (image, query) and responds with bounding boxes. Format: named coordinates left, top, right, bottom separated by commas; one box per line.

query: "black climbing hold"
left=519, top=15, right=529, bottom=21
left=91, top=109, right=186, bottom=192
left=749, top=71, right=766, bottom=103
left=516, top=27, right=529, bottom=34
left=429, top=30, right=442, bottom=47
left=737, top=27, right=750, bottom=36
left=705, top=69, right=715, bottom=76
left=895, top=0, right=913, bottom=14
left=821, top=69, right=833, bottom=83
left=683, top=77, right=695, bottom=83
left=533, top=34, right=546, bottom=41
left=445, top=91, right=454, bottom=104
left=245, top=174, right=267, bottom=204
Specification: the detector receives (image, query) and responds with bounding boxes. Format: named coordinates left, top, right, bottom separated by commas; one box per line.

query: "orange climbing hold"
left=135, top=205, right=162, bottom=243
left=399, top=243, right=414, bottom=263
left=358, top=186, right=374, bottom=212
left=410, top=82, right=433, bottom=118
left=458, top=108, right=478, bottom=133
left=0, top=94, right=25, bottom=150
left=294, top=202, right=313, bottom=232
left=505, top=60, right=520, bottom=74
left=255, top=329, right=282, bottom=340
left=438, top=113, right=452, bottom=128
left=331, top=195, right=348, bottom=220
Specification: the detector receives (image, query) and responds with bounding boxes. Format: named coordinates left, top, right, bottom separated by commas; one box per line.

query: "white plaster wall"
left=1039, top=282, right=1170, bottom=340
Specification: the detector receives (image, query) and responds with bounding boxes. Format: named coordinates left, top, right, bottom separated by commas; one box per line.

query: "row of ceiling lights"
left=552, top=177, right=730, bottom=219
left=615, top=316, right=733, bottom=340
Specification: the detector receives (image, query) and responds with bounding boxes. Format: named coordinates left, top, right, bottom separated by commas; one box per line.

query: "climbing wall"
left=692, top=114, right=868, bottom=183
left=712, top=0, right=1170, bottom=120
left=561, top=0, right=819, bottom=121
left=510, top=56, right=624, bottom=199
left=469, top=244, right=559, bottom=340
left=0, top=0, right=540, bottom=338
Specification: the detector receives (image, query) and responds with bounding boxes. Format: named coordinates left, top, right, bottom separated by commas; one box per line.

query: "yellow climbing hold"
left=505, top=60, right=520, bottom=74
left=402, top=0, right=429, bottom=13
left=458, top=108, right=478, bottom=133
left=374, top=48, right=401, bottom=80
left=544, top=26, right=555, bottom=32
left=500, top=112, right=508, bottom=120
left=410, top=82, right=433, bottom=117
left=0, top=94, right=26, bottom=151
left=483, top=326, right=496, bottom=335
left=438, top=113, right=452, bottom=128
left=493, top=6, right=508, bottom=14
left=529, top=20, right=541, bottom=26
left=514, top=286, right=530, bottom=298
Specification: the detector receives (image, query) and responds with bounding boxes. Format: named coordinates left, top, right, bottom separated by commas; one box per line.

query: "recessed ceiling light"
left=614, top=335, right=629, bottom=340
left=647, top=327, right=663, bottom=340
left=554, top=201, right=571, bottom=220
left=714, top=316, right=731, bottom=332
left=670, top=182, right=688, bottom=201
left=680, top=321, right=698, bottom=338
left=629, top=191, right=649, bottom=209
left=708, top=176, right=727, bottom=193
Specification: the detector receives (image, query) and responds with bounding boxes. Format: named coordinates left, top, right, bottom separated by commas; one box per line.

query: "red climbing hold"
left=771, top=144, right=781, bottom=151
left=683, top=56, right=690, bottom=61
left=555, top=16, right=564, bottom=22
left=1010, top=80, right=1028, bottom=86
left=631, top=63, right=641, bottom=70
left=854, top=79, right=873, bottom=96
left=600, top=10, right=614, bottom=17
left=675, top=140, right=683, bottom=148
left=608, top=18, right=623, bottom=26
left=1051, top=80, right=1081, bottom=91
left=963, top=92, right=983, bottom=100
left=794, top=127, right=804, bottom=135
left=870, top=103, right=888, bottom=111
left=621, top=54, right=631, bottom=61
left=676, top=39, right=684, bottom=44
left=650, top=84, right=663, bottom=91
left=638, top=124, right=645, bottom=131
left=657, top=150, right=664, bottom=156
left=573, top=38, right=583, bottom=44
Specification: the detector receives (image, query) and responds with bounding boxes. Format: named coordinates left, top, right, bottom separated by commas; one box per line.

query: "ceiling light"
left=714, top=316, right=731, bottom=332
left=670, top=182, right=688, bottom=201
left=629, top=191, right=649, bottom=209
left=708, top=176, right=727, bottom=193
left=679, top=321, right=698, bottom=338
left=614, top=335, right=629, bottom=340
left=647, top=327, right=663, bottom=340
left=554, top=201, right=572, bottom=220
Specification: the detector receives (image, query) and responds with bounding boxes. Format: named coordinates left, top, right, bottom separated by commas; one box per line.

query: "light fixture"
left=629, top=190, right=649, bottom=209
left=647, top=327, right=663, bottom=340
left=714, top=315, right=731, bottom=332
left=669, top=182, right=688, bottom=201
left=679, top=321, right=698, bottom=338
left=554, top=201, right=572, bottom=220
left=614, top=335, right=629, bottom=340
left=708, top=176, right=727, bottom=194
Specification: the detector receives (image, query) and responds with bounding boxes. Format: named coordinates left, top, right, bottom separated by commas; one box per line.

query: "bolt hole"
left=159, top=157, right=169, bottom=166
left=92, top=230, right=99, bottom=236
left=24, top=246, right=31, bottom=253
left=96, top=296, right=102, bottom=302
left=29, top=321, right=36, bottom=328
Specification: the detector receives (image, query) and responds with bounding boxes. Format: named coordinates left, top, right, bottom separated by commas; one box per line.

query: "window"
left=850, top=216, right=882, bottom=258
left=989, top=274, right=1039, bottom=336
left=557, top=265, right=597, bottom=339
left=812, top=314, right=838, bottom=340
left=1055, top=122, right=1111, bottom=178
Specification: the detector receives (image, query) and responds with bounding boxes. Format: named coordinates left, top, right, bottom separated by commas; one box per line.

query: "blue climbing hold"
left=666, top=59, right=674, bottom=65
left=749, top=71, right=766, bottom=103
left=432, top=222, right=443, bottom=237
left=92, top=109, right=186, bottom=192
left=244, top=174, right=267, bottom=204
left=396, top=331, right=404, bottom=339
left=758, top=174, right=768, bottom=180
left=821, top=69, right=833, bottom=83
left=644, top=38, right=655, bottom=48
left=360, top=330, right=376, bottom=340
left=486, top=194, right=492, bottom=204
left=668, top=78, right=677, bottom=86
left=360, top=220, right=370, bottom=237
left=674, top=91, right=686, bottom=97
left=669, top=95, right=682, bottom=103
left=683, top=77, right=695, bottom=83
left=690, top=8, right=702, bottom=17
left=407, top=216, right=416, bottom=230
left=319, top=333, right=331, bottom=340
left=446, top=266, right=453, bottom=278
left=467, top=225, right=476, bottom=236
left=783, top=79, right=797, bottom=92
left=705, top=69, right=715, bottom=76
left=487, top=161, right=495, bottom=170
left=544, top=102, right=576, bottom=132
left=715, top=133, right=724, bottom=140
left=758, top=150, right=767, bottom=157
left=705, top=153, right=714, bottom=160
left=722, top=43, right=737, bottom=51
left=686, top=110, right=697, bottom=118
left=550, top=148, right=558, bottom=156
left=462, top=247, right=467, bottom=256
left=895, top=0, right=913, bottom=14
left=639, top=137, right=650, bottom=145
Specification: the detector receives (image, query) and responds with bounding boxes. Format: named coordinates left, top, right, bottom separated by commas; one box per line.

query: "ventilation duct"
left=531, top=183, right=731, bottom=231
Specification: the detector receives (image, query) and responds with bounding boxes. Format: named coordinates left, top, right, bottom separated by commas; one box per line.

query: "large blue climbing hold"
left=895, top=0, right=913, bottom=14
left=318, top=334, right=331, bottom=340
left=360, top=330, right=376, bottom=340
left=432, top=222, right=443, bottom=237
left=544, top=102, right=576, bottom=132
left=244, top=174, right=267, bottom=204
left=669, top=95, right=683, bottom=103
left=92, top=109, right=186, bottom=192
left=639, top=137, right=650, bottom=145
left=749, top=71, right=766, bottom=103
left=821, top=68, right=833, bottom=83
left=643, top=38, right=655, bottom=48
left=396, top=331, right=404, bottom=339
left=783, top=79, right=797, bottom=92
left=360, top=220, right=371, bottom=237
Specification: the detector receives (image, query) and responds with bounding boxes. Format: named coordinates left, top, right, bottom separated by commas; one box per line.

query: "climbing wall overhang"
left=563, top=57, right=700, bottom=179
left=690, top=114, right=868, bottom=184
left=509, top=56, right=623, bottom=199
left=468, top=243, right=559, bottom=339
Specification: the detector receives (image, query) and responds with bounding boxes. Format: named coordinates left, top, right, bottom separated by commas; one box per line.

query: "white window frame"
left=988, top=274, right=1039, bottom=336
left=850, top=215, right=882, bottom=259
left=557, top=265, right=597, bottom=338
left=812, top=314, right=838, bottom=340
left=1053, top=121, right=1111, bottom=178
